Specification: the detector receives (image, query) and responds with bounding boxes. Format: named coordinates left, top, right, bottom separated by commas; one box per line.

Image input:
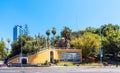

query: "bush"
left=53, top=59, right=59, bottom=64
left=44, top=60, right=50, bottom=66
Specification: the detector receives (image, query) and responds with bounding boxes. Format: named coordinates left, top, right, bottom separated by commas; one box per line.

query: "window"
left=60, top=52, right=80, bottom=62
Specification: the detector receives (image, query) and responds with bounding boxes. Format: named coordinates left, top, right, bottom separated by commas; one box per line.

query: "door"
left=22, top=58, right=27, bottom=64
left=50, top=51, right=54, bottom=63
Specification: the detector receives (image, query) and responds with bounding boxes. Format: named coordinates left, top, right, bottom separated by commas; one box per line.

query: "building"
left=8, top=48, right=82, bottom=65
left=13, top=25, right=24, bottom=41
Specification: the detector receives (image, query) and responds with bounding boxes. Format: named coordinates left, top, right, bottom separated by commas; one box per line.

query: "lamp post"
left=17, top=25, right=23, bottom=67
left=100, top=27, right=103, bottom=65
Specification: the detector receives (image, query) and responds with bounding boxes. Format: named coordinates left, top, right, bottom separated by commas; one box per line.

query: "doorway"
left=22, top=58, right=27, bottom=64
left=50, top=51, right=54, bottom=63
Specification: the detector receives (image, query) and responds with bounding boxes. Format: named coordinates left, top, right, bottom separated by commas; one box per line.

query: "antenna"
left=76, top=15, right=78, bottom=31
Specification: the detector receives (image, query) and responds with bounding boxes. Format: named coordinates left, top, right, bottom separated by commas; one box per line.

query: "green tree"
left=51, top=27, right=57, bottom=46
left=10, top=34, right=46, bottom=57
left=0, top=41, right=6, bottom=58
left=61, top=27, right=71, bottom=48
left=52, top=27, right=56, bottom=38
left=46, top=29, right=50, bottom=38
left=85, top=27, right=97, bottom=33
left=46, top=29, right=50, bottom=47
left=100, top=24, right=119, bottom=36
left=102, top=30, right=120, bottom=55
left=61, top=27, right=71, bottom=40
left=70, top=32, right=100, bottom=60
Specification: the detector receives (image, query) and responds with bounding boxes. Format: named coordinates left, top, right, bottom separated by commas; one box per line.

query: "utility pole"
left=100, top=27, right=103, bottom=65
left=17, top=25, right=23, bottom=67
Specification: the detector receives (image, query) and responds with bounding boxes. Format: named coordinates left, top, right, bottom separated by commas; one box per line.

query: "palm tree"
left=52, top=27, right=56, bottom=38
left=7, top=38, right=11, bottom=54
left=46, top=29, right=50, bottom=38
left=51, top=27, right=57, bottom=47
left=46, top=29, right=50, bottom=47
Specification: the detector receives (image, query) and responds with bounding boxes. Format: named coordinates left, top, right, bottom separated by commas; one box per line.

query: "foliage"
left=52, top=27, right=56, bottom=37
left=46, top=29, right=51, bottom=47
left=44, top=60, right=50, bottom=66
left=70, top=32, right=100, bottom=57
left=46, top=29, right=50, bottom=38
left=53, top=59, right=59, bottom=64
left=51, top=35, right=60, bottom=47
left=51, top=27, right=57, bottom=46
left=100, top=24, right=119, bottom=36
left=8, top=23, right=120, bottom=63
left=0, top=41, right=6, bottom=58
left=85, top=27, right=97, bottom=34
left=71, top=27, right=97, bottom=39
left=61, top=27, right=71, bottom=40
left=9, top=34, right=46, bottom=57
left=102, top=30, right=120, bottom=55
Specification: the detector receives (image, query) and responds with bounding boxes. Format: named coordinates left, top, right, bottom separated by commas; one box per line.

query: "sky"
left=0, top=0, right=120, bottom=44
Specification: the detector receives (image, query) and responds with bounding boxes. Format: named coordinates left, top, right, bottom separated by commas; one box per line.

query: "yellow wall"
left=8, top=48, right=82, bottom=64
left=28, top=49, right=50, bottom=64
left=8, top=57, right=20, bottom=63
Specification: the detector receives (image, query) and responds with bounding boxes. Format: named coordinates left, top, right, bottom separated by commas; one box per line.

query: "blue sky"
left=0, top=0, right=120, bottom=44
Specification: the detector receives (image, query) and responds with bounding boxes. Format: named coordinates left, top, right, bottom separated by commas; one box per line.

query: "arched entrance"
left=22, top=58, right=27, bottom=64
left=50, top=51, right=54, bottom=63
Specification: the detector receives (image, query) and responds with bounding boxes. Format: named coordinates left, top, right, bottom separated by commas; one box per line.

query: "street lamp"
left=17, top=25, right=24, bottom=67
left=100, top=27, right=103, bottom=65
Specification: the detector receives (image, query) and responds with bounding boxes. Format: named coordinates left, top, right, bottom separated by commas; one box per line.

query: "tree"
left=52, top=27, right=56, bottom=38
left=70, top=32, right=100, bottom=61
left=61, top=27, right=71, bottom=40
left=46, top=29, right=50, bottom=47
left=71, top=27, right=97, bottom=40
left=51, top=27, right=56, bottom=46
left=85, top=27, right=97, bottom=34
left=61, top=27, right=71, bottom=48
left=9, top=34, right=46, bottom=58
left=46, top=29, right=50, bottom=38
left=0, top=41, right=6, bottom=58
left=102, top=30, right=120, bottom=55
left=100, top=24, right=119, bottom=36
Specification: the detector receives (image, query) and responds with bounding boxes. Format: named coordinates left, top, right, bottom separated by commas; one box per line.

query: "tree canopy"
left=71, top=32, right=100, bottom=57
left=9, top=34, right=46, bottom=57
left=0, top=41, right=6, bottom=58
left=61, top=27, right=71, bottom=40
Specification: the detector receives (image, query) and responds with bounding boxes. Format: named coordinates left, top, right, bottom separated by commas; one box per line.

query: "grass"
left=57, top=62, right=102, bottom=66
left=57, top=62, right=76, bottom=66
left=80, top=62, right=102, bottom=66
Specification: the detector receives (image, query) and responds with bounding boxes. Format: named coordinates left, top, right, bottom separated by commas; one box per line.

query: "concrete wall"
left=28, top=49, right=50, bottom=64
left=8, top=57, right=20, bottom=63
left=8, top=48, right=82, bottom=64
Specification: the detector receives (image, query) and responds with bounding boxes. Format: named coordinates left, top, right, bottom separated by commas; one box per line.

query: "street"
left=0, top=72, right=120, bottom=73
left=0, top=66, right=120, bottom=73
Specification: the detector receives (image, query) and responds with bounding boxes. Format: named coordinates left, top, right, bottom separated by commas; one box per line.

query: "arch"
left=21, top=58, right=27, bottom=64
left=50, top=51, right=54, bottom=63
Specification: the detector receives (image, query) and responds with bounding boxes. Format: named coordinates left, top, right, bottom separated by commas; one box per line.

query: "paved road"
left=0, top=72, right=120, bottom=73
left=0, top=66, right=120, bottom=73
